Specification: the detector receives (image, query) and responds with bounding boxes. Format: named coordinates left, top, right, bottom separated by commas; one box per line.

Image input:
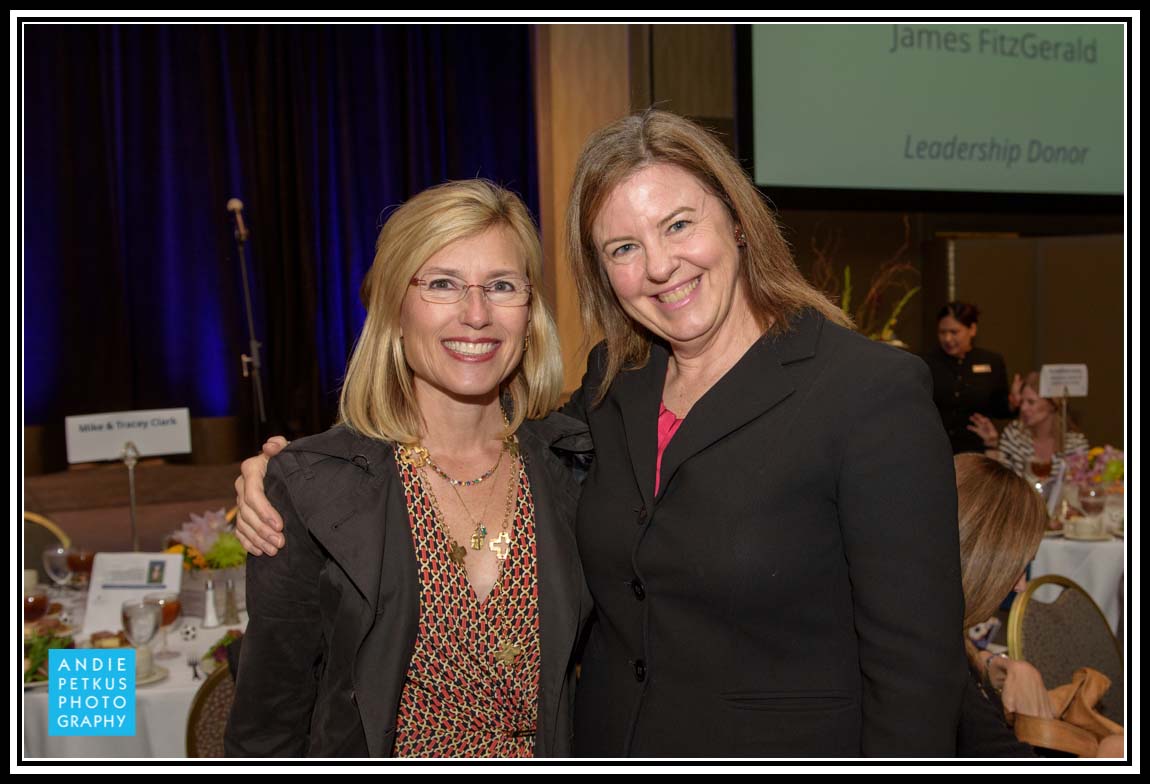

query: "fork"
left=187, top=653, right=201, bottom=681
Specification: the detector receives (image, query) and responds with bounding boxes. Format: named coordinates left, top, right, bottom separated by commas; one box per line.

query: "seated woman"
left=954, top=453, right=1122, bottom=758
left=974, top=371, right=1088, bottom=482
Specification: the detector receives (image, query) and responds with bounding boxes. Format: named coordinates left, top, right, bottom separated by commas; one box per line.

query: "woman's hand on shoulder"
left=234, top=436, right=289, bottom=556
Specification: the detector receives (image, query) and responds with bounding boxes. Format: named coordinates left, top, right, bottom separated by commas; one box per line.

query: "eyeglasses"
left=410, top=275, right=532, bottom=307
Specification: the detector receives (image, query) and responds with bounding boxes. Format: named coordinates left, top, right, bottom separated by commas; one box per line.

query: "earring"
left=735, top=227, right=747, bottom=247
left=523, top=334, right=529, bottom=354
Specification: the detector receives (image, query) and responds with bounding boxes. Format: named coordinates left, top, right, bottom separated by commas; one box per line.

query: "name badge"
left=972, top=364, right=993, bottom=374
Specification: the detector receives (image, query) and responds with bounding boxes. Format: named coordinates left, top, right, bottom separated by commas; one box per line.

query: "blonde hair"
left=955, top=453, right=1048, bottom=655
left=339, top=179, right=563, bottom=443
left=1020, top=370, right=1079, bottom=452
left=565, top=108, right=851, bottom=402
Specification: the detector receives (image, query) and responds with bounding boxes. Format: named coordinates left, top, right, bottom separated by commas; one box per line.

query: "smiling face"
left=1018, top=386, right=1055, bottom=429
left=937, top=314, right=977, bottom=358
left=399, top=226, right=530, bottom=406
left=591, top=163, right=756, bottom=355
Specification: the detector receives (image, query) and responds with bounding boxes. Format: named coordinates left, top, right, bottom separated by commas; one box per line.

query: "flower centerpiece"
left=165, top=508, right=247, bottom=619
left=1063, top=446, right=1125, bottom=488
left=1061, top=446, right=1124, bottom=534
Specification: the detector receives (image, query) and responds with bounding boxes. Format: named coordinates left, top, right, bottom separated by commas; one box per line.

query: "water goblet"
left=143, top=592, right=182, bottom=660
left=122, top=599, right=162, bottom=678
left=42, top=545, right=74, bottom=592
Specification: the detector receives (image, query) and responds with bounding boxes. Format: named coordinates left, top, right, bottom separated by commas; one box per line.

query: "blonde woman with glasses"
left=225, top=180, right=591, bottom=758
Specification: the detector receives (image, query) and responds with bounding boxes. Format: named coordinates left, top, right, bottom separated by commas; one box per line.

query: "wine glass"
left=122, top=599, right=162, bottom=678
left=143, top=592, right=181, bottom=660
left=42, top=545, right=74, bottom=592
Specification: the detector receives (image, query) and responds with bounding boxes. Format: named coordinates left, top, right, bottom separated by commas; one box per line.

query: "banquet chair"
left=186, top=662, right=236, bottom=757
left=24, top=511, right=72, bottom=584
left=1008, top=574, right=1123, bottom=725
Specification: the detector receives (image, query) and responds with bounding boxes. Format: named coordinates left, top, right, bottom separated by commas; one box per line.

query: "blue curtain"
left=23, top=24, right=538, bottom=444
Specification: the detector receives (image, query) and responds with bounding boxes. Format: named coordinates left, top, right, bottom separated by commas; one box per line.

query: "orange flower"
left=164, top=544, right=208, bottom=571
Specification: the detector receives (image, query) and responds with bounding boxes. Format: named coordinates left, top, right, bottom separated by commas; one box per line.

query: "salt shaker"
left=201, top=578, right=221, bottom=629
left=222, top=578, right=241, bottom=625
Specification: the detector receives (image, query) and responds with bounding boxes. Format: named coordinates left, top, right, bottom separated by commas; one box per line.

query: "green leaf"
left=204, top=531, right=247, bottom=569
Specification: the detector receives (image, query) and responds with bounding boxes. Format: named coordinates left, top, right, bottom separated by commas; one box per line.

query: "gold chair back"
left=1008, top=574, right=1123, bottom=725
left=24, top=511, right=72, bottom=583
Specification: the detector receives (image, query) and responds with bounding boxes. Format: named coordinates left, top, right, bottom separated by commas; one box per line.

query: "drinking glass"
left=24, top=586, right=49, bottom=623
left=122, top=599, right=162, bottom=678
left=143, top=592, right=182, bottom=660
left=1029, top=458, right=1053, bottom=481
left=66, top=550, right=96, bottom=588
left=1078, top=483, right=1106, bottom=537
left=1105, top=490, right=1125, bottom=532
left=42, top=545, right=74, bottom=591
left=1079, top=484, right=1106, bottom=516
left=121, top=599, right=161, bottom=647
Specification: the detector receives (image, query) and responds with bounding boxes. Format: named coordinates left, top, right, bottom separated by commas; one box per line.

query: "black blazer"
left=225, top=415, right=593, bottom=757
left=569, top=310, right=967, bottom=757
left=922, top=346, right=1014, bottom=455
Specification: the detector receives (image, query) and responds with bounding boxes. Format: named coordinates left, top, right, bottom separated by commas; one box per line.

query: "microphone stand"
left=232, top=215, right=267, bottom=448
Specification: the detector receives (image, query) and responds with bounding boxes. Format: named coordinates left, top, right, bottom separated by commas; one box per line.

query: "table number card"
left=81, top=553, right=184, bottom=639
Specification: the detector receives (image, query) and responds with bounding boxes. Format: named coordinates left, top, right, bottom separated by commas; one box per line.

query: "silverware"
left=187, top=653, right=201, bottom=680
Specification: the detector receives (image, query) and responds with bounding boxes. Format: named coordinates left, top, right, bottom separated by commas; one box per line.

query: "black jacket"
left=225, top=414, right=593, bottom=757
left=923, top=346, right=1015, bottom=455
left=569, top=310, right=967, bottom=757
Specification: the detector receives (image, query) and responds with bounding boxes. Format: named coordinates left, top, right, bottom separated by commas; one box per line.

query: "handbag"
left=1011, top=667, right=1123, bottom=757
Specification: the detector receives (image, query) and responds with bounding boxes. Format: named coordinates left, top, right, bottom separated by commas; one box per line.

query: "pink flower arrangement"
left=165, top=508, right=246, bottom=570
left=1063, top=446, right=1124, bottom=486
left=170, top=508, right=231, bottom=553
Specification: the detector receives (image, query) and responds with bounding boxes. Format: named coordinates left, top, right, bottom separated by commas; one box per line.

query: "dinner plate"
left=1043, top=529, right=1064, bottom=538
left=1064, top=532, right=1112, bottom=542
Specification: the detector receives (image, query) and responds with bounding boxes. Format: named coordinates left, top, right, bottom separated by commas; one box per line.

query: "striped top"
left=996, top=420, right=1089, bottom=480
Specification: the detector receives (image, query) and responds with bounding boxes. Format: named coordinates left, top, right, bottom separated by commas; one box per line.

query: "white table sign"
left=80, top=552, right=184, bottom=639
left=1039, top=364, right=1089, bottom=398
left=64, top=407, right=192, bottom=464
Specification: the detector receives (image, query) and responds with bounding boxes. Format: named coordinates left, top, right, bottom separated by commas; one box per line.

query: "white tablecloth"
left=23, top=614, right=245, bottom=759
left=1030, top=535, right=1124, bottom=636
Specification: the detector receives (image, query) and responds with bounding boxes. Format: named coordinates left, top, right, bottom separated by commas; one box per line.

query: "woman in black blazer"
left=236, top=111, right=967, bottom=758
left=561, top=110, right=965, bottom=757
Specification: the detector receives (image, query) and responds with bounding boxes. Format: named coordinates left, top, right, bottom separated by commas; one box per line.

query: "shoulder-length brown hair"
left=955, top=453, right=1048, bottom=635
left=565, top=108, right=851, bottom=401
left=338, top=179, right=563, bottom=443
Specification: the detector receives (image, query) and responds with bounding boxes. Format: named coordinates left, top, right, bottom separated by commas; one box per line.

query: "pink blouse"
left=655, top=402, right=685, bottom=494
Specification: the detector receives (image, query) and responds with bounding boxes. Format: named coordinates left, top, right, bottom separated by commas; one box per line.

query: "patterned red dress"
left=392, top=453, right=541, bottom=757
